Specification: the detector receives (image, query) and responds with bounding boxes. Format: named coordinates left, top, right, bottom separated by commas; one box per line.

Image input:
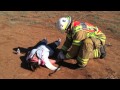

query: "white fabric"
left=26, top=45, right=58, bottom=71
left=43, top=56, right=58, bottom=71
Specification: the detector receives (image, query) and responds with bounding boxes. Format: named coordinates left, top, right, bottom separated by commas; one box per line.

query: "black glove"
left=100, top=45, right=106, bottom=59
left=57, top=50, right=65, bottom=61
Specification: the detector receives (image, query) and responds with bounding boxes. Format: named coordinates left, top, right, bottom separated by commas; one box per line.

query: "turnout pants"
left=77, top=38, right=102, bottom=67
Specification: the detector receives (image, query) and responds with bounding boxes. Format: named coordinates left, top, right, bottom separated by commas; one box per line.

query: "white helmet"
left=56, top=16, right=71, bottom=33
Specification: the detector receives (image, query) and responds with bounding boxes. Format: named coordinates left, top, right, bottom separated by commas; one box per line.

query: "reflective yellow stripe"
left=82, top=59, right=89, bottom=65
left=94, top=26, right=99, bottom=31
left=66, top=53, right=72, bottom=59
left=72, top=42, right=81, bottom=46
left=94, top=49, right=97, bottom=58
left=94, top=49, right=99, bottom=58
left=94, top=28, right=100, bottom=35
left=100, top=36, right=106, bottom=40
left=73, top=26, right=82, bottom=31
left=96, top=49, right=98, bottom=58
left=72, top=43, right=81, bottom=46
left=100, top=38, right=106, bottom=40
left=87, top=32, right=96, bottom=38
left=72, top=40, right=81, bottom=46
left=62, top=46, right=68, bottom=51
left=73, top=40, right=81, bottom=43
left=100, top=39, right=105, bottom=42
left=99, top=36, right=106, bottom=43
left=75, top=29, right=81, bottom=33
left=72, top=26, right=81, bottom=38
left=95, top=49, right=97, bottom=58
left=77, top=56, right=88, bottom=65
left=72, top=29, right=80, bottom=38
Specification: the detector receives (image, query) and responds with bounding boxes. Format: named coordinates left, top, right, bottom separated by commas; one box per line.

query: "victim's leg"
left=48, top=38, right=61, bottom=52
left=33, top=38, right=48, bottom=48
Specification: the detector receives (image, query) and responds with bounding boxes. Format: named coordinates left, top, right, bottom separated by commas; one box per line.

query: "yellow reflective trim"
left=99, top=36, right=106, bottom=42
left=74, top=26, right=81, bottom=30
left=66, top=53, right=72, bottom=59
left=62, top=46, right=68, bottom=51
left=87, top=32, right=96, bottom=37
left=72, top=30, right=80, bottom=37
left=94, top=26, right=99, bottom=31
left=87, top=33, right=90, bottom=37
left=75, top=29, right=81, bottom=33
left=95, top=49, right=97, bottom=58
left=100, top=38, right=106, bottom=40
left=82, top=59, right=89, bottom=64
left=72, top=28, right=81, bottom=38
left=72, top=40, right=81, bottom=46
left=94, top=49, right=99, bottom=58
left=94, top=49, right=96, bottom=58
left=73, top=40, right=81, bottom=43
left=100, top=37, right=106, bottom=40
left=94, top=31, right=99, bottom=35
left=96, top=49, right=98, bottom=58
left=97, top=32, right=103, bottom=35
left=77, top=56, right=88, bottom=65
left=87, top=26, right=95, bottom=30
left=72, top=43, right=81, bottom=46
left=100, top=39, right=105, bottom=42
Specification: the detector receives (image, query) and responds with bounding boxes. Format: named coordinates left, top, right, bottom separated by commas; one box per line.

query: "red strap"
left=73, top=21, right=80, bottom=27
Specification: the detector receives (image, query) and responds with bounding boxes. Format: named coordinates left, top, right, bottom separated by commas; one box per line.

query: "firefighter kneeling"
left=56, top=16, right=106, bottom=69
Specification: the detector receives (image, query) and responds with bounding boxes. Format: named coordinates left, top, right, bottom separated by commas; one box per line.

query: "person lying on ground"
left=26, top=38, right=61, bottom=71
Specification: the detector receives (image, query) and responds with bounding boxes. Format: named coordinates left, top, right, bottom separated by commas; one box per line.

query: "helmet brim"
left=65, top=16, right=71, bottom=30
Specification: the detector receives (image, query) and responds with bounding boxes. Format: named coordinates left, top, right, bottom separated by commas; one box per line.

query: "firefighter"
left=56, top=16, right=106, bottom=69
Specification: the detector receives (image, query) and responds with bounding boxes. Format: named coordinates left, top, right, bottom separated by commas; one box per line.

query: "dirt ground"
left=0, top=11, right=120, bottom=79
